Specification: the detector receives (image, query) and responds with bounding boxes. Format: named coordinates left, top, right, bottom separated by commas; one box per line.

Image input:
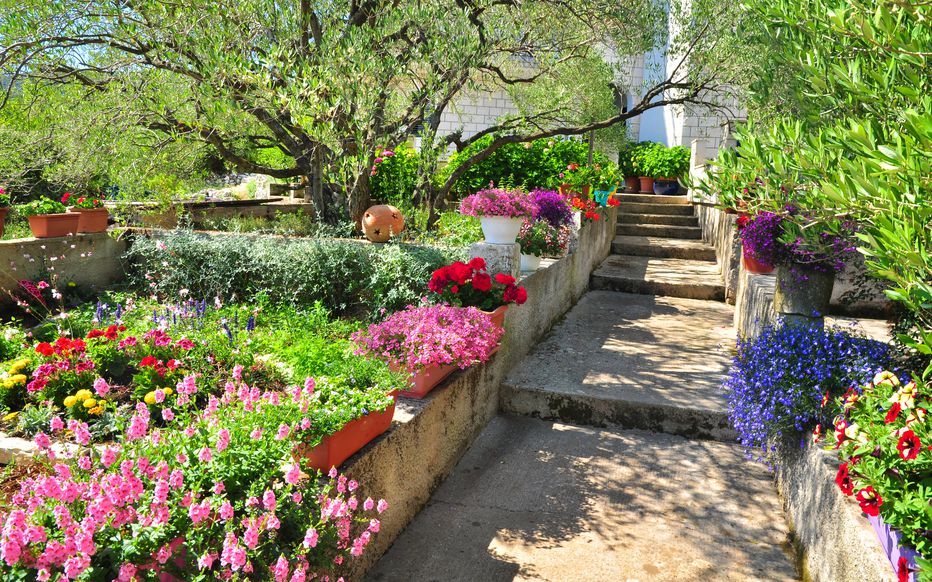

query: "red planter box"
left=69, top=207, right=109, bottom=233
left=481, top=304, right=509, bottom=330
left=742, top=252, right=775, bottom=274
left=27, top=213, right=81, bottom=238
left=301, top=403, right=395, bottom=471
left=389, top=362, right=459, bottom=399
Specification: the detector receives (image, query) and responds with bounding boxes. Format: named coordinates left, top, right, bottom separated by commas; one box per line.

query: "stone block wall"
left=0, top=232, right=127, bottom=306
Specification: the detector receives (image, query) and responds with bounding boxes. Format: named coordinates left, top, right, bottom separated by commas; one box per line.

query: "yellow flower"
left=88, top=406, right=103, bottom=415
left=163, top=387, right=173, bottom=397
left=63, top=395, right=78, bottom=408
left=2, top=411, right=18, bottom=422
left=9, top=374, right=26, bottom=385
left=75, top=389, right=93, bottom=402
left=8, top=360, right=27, bottom=374
left=83, top=398, right=97, bottom=409
left=144, top=392, right=156, bottom=405
left=874, top=371, right=900, bottom=388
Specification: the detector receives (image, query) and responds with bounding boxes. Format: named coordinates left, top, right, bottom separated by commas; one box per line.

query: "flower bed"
left=0, top=371, right=389, bottom=580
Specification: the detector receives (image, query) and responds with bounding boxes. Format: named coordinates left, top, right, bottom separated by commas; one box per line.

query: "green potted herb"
left=618, top=142, right=640, bottom=193
left=64, top=192, right=109, bottom=233
left=16, top=197, right=79, bottom=238
left=650, top=146, right=691, bottom=195
left=0, top=187, right=10, bottom=238
left=632, top=142, right=664, bottom=193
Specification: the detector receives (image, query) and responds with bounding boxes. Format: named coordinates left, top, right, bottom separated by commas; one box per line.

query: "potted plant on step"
left=0, top=187, right=9, bottom=238
left=352, top=304, right=504, bottom=399
left=736, top=212, right=781, bottom=274
left=650, top=146, right=690, bottom=195
left=16, top=197, right=79, bottom=238
left=618, top=142, right=641, bottom=193
left=65, top=192, right=109, bottom=233
left=459, top=187, right=537, bottom=244
left=517, top=219, right=568, bottom=271
left=632, top=142, right=664, bottom=193
left=428, top=257, right=529, bottom=328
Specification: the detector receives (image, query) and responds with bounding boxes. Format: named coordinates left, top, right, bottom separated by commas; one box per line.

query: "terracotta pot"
left=299, top=403, right=395, bottom=470
left=390, top=362, right=459, bottom=399
left=27, top=213, right=81, bottom=238
left=69, top=207, right=109, bottom=233
left=362, top=204, right=404, bottom=242
left=723, top=207, right=737, bottom=215
left=559, top=183, right=572, bottom=197
left=623, top=176, right=639, bottom=193
left=481, top=304, right=509, bottom=329
left=742, top=252, right=774, bottom=275
left=0, top=207, right=8, bottom=238
left=638, top=177, right=654, bottom=193
left=559, top=184, right=591, bottom=199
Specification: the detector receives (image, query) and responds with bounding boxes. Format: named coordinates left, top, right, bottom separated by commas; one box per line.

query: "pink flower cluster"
left=459, top=187, right=538, bottom=218
left=352, top=305, right=504, bottom=371
left=0, top=372, right=388, bottom=580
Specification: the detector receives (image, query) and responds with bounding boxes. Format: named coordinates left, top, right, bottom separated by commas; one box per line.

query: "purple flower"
left=530, top=189, right=572, bottom=227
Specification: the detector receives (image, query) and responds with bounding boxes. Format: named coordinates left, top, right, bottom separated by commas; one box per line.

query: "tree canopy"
left=0, top=0, right=747, bottom=221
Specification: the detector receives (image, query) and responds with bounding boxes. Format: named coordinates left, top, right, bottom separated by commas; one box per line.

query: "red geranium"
left=139, top=356, right=159, bottom=368
left=35, top=342, right=54, bottom=356
left=428, top=259, right=528, bottom=310
left=897, top=430, right=921, bottom=460
left=885, top=402, right=902, bottom=424
left=472, top=272, right=492, bottom=292
left=855, top=486, right=882, bottom=516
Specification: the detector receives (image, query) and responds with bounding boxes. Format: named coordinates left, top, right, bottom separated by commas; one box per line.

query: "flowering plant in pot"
left=631, top=141, right=664, bottom=193
left=530, top=188, right=573, bottom=228
left=64, top=191, right=109, bottom=233
left=618, top=142, right=641, bottom=193
left=0, top=187, right=10, bottom=237
left=352, top=304, right=504, bottom=398
left=427, top=257, right=528, bottom=327
left=16, top=197, right=79, bottom=238
left=558, top=163, right=598, bottom=198
left=736, top=212, right=782, bottom=273
left=517, top=219, right=568, bottom=271
left=459, top=187, right=537, bottom=244
left=828, top=371, right=930, bottom=582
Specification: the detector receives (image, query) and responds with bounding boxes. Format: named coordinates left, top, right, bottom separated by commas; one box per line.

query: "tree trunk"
left=347, top=169, right=372, bottom=228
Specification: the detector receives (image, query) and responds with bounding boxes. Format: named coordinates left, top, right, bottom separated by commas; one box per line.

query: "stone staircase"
left=591, top=193, right=725, bottom=301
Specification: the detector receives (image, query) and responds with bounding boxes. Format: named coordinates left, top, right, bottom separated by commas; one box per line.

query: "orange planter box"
left=481, top=304, right=509, bottom=330
left=301, top=403, right=395, bottom=471
left=27, top=213, right=81, bottom=238
left=69, top=207, right=109, bottom=233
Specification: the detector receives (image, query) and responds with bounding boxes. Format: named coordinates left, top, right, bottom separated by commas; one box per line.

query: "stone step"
left=366, top=415, right=797, bottom=581
left=617, top=201, right=695, bottom=216
left=617, top=213, right=699, bottom=227
left=590, top=255, right=725, bottom=301
left=500, top=291, right=737, bottom=440
left=615, top=193, right=690, bottom=205
left=612, top=235, right=718, bottom=261
left=616, top=223, right=703, bottom=239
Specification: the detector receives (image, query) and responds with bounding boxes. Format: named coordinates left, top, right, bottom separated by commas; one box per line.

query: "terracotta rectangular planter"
left=69, top=207, right=109, bottom=233
left=27, top=213, right=81, bottom=238
left=301, top=403, right=395, bottom=471
left=390, top=361, right=459, bottom=399
left=481, top=304, right=509, bottom=330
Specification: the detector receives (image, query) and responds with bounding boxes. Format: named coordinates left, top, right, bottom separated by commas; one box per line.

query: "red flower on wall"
left=855, top=486, right=882, bottom=516
left=834, top=462, right=853, bottom=496
left=897, top=430, right=921, bottom=461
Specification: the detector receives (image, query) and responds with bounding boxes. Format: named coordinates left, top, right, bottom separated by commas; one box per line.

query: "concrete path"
left=502, top=291, right=737, bottom=439
left=367, top=415, right=799, bottom=582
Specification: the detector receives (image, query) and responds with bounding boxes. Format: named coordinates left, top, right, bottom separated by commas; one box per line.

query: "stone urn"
left=361, top=204, right=405, bottom=242
left=773, top=264, right=835, bottom=325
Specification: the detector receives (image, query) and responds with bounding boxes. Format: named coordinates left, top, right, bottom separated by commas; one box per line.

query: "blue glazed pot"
left=652, top=179, right=680, bottom=195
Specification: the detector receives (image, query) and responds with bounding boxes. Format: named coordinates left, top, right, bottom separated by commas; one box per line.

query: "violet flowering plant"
left=530, top=189, right=572, bottom=227
left=737, top=209, right=858, bottom=273
left=458, top=187, right=537, bottom=218
left=351, top=304, right=504, bottom=372
left=0, top=371, right=390, bottom=581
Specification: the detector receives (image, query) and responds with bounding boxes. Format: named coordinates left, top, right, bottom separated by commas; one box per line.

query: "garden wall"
left=133, top=200, right=313, bottom=228
left=341, top=208, right=618, bottom=578
left=775, top=437, right=895, bottom=582
left=0, top=232, right=127, bottom=306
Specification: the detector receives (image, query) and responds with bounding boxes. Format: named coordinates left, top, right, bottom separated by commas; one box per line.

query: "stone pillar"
left=566, top=213, right=582, bottom=255
left=468, top=242, right=520, bottom=280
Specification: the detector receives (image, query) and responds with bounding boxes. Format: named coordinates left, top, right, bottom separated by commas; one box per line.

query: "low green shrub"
left=370, top=143, right=420, bottom=207
left=440, top=136, right=607, bottom=197
left=124, top=231, right=460, bottom=316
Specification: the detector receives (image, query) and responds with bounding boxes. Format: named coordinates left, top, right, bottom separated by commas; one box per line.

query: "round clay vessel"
left=362, top=204, right=405, bottom=242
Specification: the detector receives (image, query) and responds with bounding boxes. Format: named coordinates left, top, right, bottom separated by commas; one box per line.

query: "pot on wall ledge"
left=390, top=362, right=459, bottom=399
left=623, top=176, right=640, bottom=193
left=773, top=264, right=835, bottom=322
left=69, top=207, right=109, bottom=233
left=520, top=253, right=542, bottom=272
left=27, top=213, right=81, bottom=239
left=479, top=216, right=523, bottom=244
left=299, top=403, right=396, bottom=470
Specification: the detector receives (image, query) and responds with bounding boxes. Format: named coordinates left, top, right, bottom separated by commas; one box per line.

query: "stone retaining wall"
left=775, top=437, right=895, bottom=582
left=0, top=232, right=127, bottom=306
left=342, top=208, right=617, bottom=578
